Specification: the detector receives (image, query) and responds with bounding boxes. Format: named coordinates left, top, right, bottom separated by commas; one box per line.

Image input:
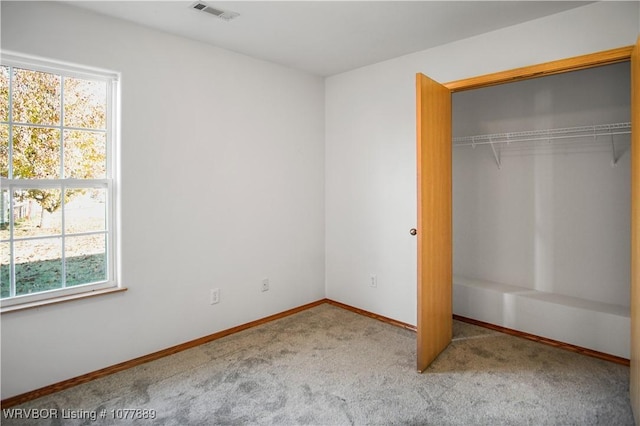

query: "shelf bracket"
left=489, top=138, right=501, bottom=169
left=610, top=133, right=622, bottom=167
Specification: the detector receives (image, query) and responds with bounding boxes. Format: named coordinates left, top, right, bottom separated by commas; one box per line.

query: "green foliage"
left=2, top=66, right=107, bottom=224
left=64, top=130, right=107, bottom=179
left=0, top=124, right=8, bottom=178
left=1, top=66, right=9, bottom=177
left=21, top=188, right=76, bottom=215
left=1, top=66, right=9, bottom=123
left=12, top=68, right=61, bottom=125
left=12, top=126, right=60, bottom=179
left=64, top=78, right=106, bottom=130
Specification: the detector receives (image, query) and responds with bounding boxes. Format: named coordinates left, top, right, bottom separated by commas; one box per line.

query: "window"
left=1, top=52, right=119, bottom=308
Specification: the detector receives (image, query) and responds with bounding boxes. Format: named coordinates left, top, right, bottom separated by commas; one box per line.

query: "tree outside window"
left=0, top=55, right=117, bottom=304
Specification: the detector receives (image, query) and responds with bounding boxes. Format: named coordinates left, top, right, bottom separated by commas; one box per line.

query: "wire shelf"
left=453, top=122, right=631, bottom=147
left=452, top=122, right=631, bottom=169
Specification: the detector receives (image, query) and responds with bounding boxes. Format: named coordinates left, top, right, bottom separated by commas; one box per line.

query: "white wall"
left=325, top=1, right=639, bottom=325
left=1, top=1, right=325, bottom=399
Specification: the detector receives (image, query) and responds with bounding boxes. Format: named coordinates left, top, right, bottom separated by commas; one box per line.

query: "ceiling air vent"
left=191, top=2, right=240, bottom=21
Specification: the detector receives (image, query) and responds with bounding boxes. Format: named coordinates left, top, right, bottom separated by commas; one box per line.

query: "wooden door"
left=630, top=35, right=639, bottom=423
left=415, top=73, right=452, bottom=372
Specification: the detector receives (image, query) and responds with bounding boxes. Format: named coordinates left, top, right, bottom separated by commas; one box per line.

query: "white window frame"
left=1, top=51, right=120, bottom=309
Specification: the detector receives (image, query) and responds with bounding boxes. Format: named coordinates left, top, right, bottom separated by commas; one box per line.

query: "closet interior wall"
left=452, top=62, right=631, bottom=358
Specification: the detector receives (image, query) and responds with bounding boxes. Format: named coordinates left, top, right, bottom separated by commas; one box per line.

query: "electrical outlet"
left=370, top=274, right=377, bottom=288
left=210, top=288, right=220, bottom=305
left=262, top=278, right=270, bottom=292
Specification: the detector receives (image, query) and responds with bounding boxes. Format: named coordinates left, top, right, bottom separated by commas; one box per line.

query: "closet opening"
left=451, top=61, right=631, bottom=359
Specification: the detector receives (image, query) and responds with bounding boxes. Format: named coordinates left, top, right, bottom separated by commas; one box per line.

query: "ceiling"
left=66, top=1, right=593, bottom=76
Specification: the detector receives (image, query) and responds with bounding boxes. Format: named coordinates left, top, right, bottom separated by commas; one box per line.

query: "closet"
left=451, top=62, right=631, bottom=359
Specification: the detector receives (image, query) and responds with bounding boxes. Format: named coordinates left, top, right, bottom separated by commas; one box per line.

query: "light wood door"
left=416, top=73, right=452, bottom=372
left=630, top=35, right=640, bottom=423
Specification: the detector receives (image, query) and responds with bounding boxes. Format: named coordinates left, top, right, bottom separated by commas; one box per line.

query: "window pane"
left=15, top=238, right=62, bottom=295
left=65, top=188, right=106, bottom=234
left=65, top=234, right=106, bottom=286
left=2, top=55, right=116, bottom=304
left=64, top=77, right=106, bottom=130
left=12, top=189, right=62, bottom=238
left=1, top=241, right=9, bottom=298
left=0, top=188, right=8, bottom=238
left=0, top=123, right=7, bottom=178
left=12, top=68, right=61, bottom=125
left=12, top=125, right=61, bottom=179
left=0, top=66, right=8, bottom=122
left=63, top=130, right=106, bottom=179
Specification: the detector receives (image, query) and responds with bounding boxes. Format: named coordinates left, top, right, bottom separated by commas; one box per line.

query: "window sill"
left=1, top=287, right=128, bottom=314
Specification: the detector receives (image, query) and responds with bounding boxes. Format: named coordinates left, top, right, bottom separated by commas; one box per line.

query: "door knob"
left=410, top=228, right=417, bottom=236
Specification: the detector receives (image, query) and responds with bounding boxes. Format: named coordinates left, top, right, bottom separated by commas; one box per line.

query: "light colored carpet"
left=2, top=303, right=634, bottom=425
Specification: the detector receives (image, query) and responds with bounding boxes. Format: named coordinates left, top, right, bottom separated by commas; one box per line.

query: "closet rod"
left=453, top=122, right=631, bottom=147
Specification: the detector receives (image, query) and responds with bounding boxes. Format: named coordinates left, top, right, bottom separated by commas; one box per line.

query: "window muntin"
left=0, top=53, right=118, bottom=307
